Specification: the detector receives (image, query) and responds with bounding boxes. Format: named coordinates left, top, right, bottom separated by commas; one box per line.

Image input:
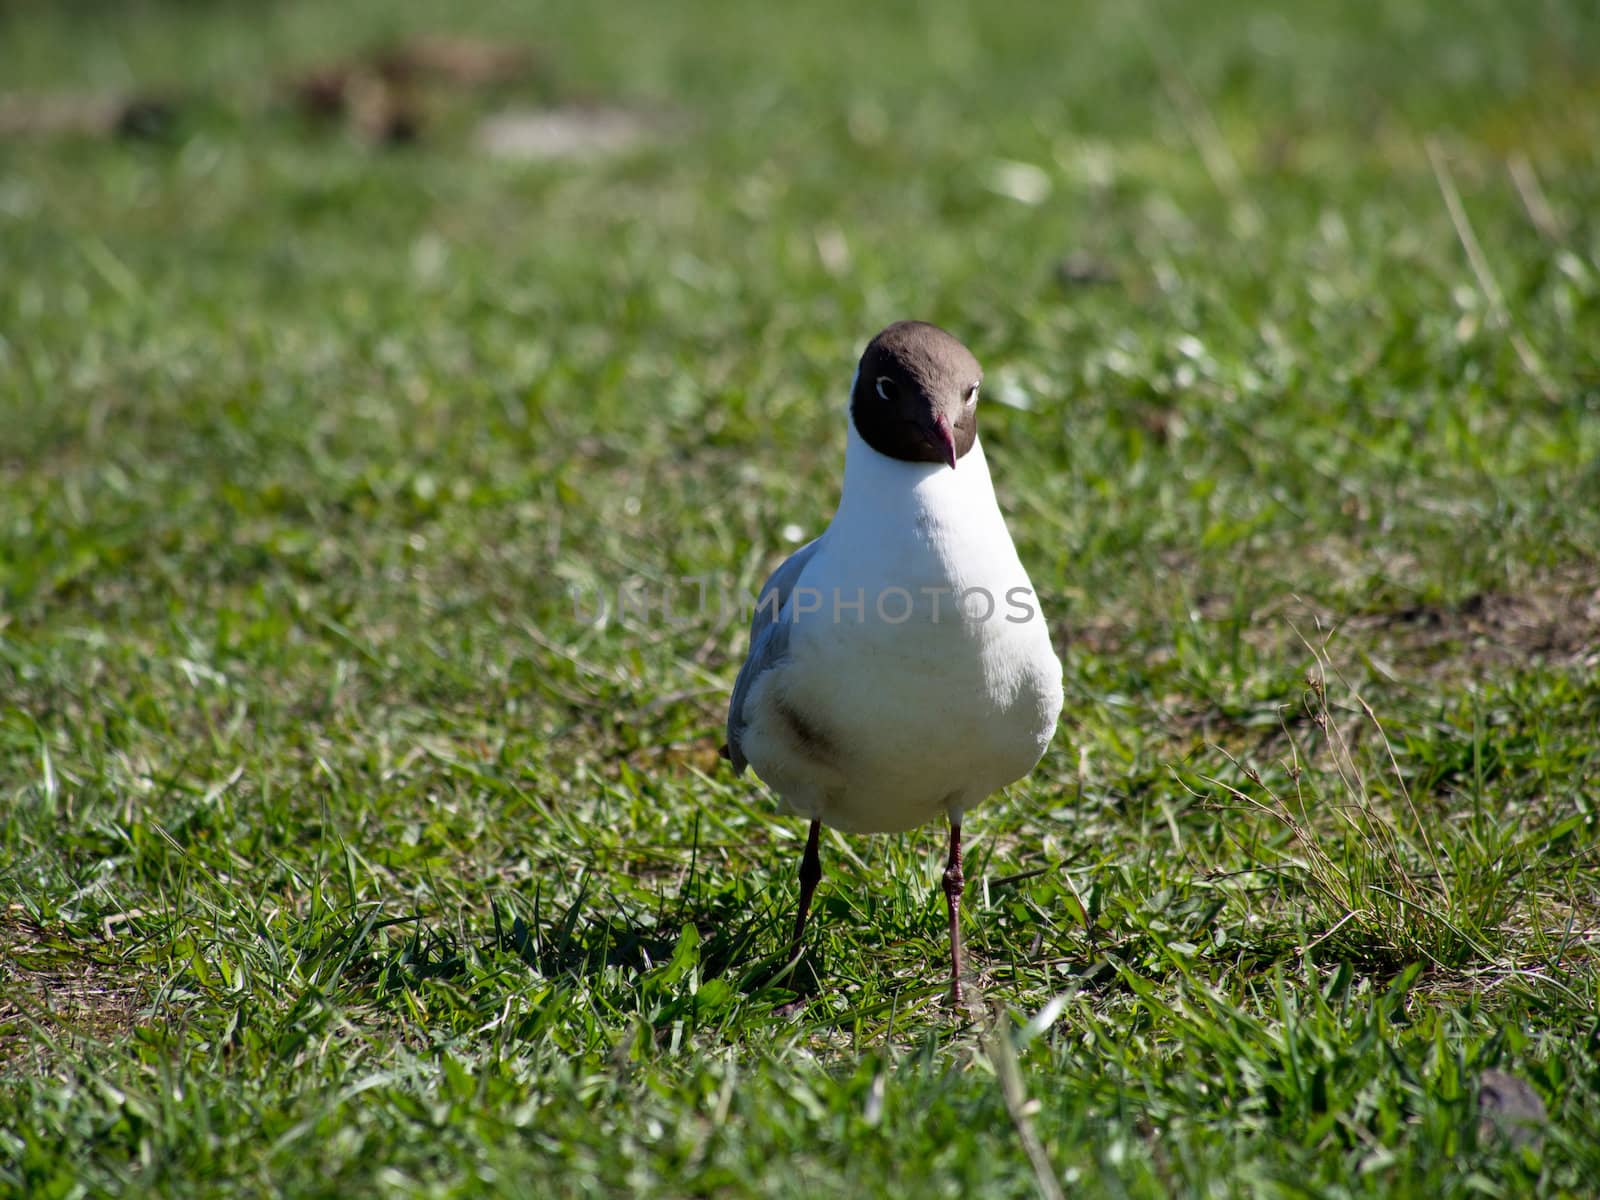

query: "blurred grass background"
left=2, top=1, right=1599, bottom=1196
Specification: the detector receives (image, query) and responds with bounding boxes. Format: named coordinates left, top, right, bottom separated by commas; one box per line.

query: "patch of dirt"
left=1060, top=615, right=1130, bottom=658
left=1062, top=570, right=1600, bottom=678
left=0, top=92, right=177, bottom=140
left=1056, top=571, right=1599, bottom=769
left=1345, top=585, right=1600, bottom=672
left=0, top=909, right=148, bottom=1075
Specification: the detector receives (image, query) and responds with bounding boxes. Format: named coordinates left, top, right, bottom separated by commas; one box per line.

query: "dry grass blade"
left=985, top=1018, right=1067, bottom=1200
left=1197, top=624, right=1509, bottom=969
left=1425, top=137, right=1558, bottom=402
left=1506, top=153, right=1565, bottom=241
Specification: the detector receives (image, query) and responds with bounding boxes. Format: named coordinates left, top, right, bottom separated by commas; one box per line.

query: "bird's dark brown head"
left=849, top=321, right=982, bottom=469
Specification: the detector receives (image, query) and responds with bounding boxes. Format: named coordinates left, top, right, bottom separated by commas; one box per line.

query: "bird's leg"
left=788, top=819, right=823, bottom=962
left=943, top=823, right=965, bottom=1004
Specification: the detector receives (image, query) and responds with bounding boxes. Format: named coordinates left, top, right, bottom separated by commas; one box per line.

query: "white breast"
left=738, top=421, right=1063, bottom=833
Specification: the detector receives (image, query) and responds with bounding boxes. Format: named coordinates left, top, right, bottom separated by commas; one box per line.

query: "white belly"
left=750, top=613, right=1062, bottom=832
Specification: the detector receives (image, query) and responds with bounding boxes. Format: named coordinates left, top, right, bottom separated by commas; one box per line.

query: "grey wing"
left=724, top=536, right=823, bottom=773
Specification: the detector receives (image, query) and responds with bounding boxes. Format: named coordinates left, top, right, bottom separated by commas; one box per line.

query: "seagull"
left=723, top=320, right=1063, bottom=1004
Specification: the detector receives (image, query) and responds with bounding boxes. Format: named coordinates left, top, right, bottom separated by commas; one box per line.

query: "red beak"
left=931, top=413, right=958, bottom=469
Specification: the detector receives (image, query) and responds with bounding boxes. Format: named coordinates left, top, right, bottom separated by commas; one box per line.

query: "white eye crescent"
left=875, top=375, right=896, bottom=401
left=964, top=383, right=979, bottom=405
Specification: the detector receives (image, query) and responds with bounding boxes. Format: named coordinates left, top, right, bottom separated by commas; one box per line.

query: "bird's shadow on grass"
left=490, top=873, right=821, bottom=1000
left=332, top=863, right=821, bottom=1017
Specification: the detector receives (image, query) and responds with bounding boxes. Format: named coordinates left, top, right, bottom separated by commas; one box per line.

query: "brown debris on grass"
left=287, top=33, right=543, bottom=146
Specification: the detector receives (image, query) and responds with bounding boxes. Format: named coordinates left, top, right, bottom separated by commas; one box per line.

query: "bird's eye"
left=964, top=384, right=979, bottom=405
left=875, top=376, right=897, bottom=402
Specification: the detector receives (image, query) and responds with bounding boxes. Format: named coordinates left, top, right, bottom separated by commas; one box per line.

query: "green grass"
left=3, top=0, right=1599, bottom=1195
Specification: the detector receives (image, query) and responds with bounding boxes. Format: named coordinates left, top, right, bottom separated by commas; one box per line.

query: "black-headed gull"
left=724, top=320, right=1063, bottom=1004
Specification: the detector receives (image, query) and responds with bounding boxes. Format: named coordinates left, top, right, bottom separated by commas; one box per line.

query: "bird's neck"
left=835, top=415, right=999, bottom=529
